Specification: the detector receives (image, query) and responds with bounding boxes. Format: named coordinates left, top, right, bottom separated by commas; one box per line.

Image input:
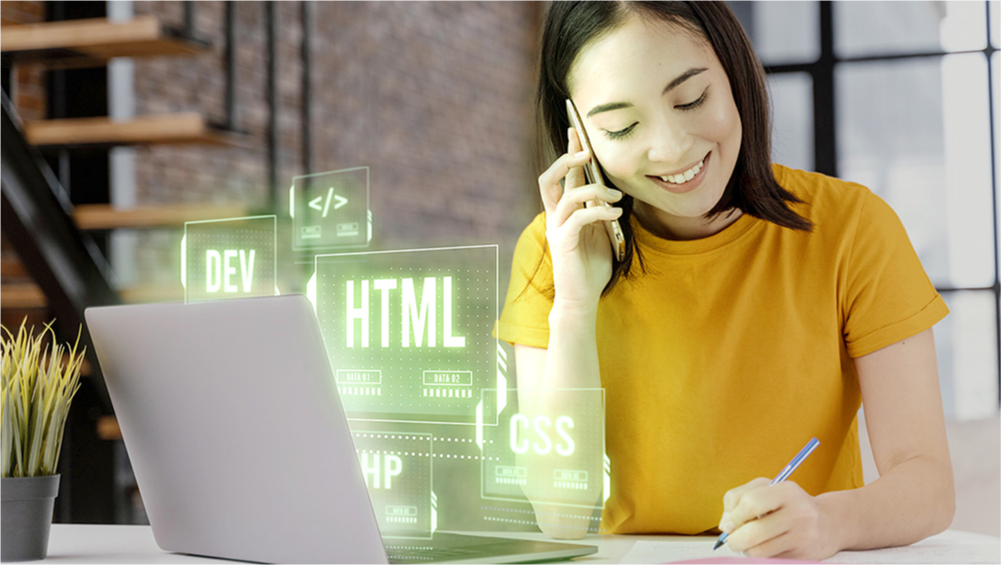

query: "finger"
left=728, top=484, right=790, bottom=533
left=539, top=148, right=593, bottom=216
left=723, top=511, right=793, bottom=555
left=559, top=205, right=624, bottom=239
left=551, top=184, right=623, bottom=228
left=721, top=477, right=771, bottom=523
left=741, top=530, right=797, bottom=559
left=565, top=128, right=585, bottom=190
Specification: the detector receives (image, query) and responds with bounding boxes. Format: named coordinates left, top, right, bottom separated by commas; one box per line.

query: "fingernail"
left=609, top=189, right=622, bottom=198
left=575, top=150, right=588, bottom=158
left=722, top=521, right=735, bottom=534
left=718, top=512, right=729, bottom=530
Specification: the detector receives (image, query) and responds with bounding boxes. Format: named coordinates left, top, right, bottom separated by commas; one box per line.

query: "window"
left=735, top=1, right=1000, bottom=420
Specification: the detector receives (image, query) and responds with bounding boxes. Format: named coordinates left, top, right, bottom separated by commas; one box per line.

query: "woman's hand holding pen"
left=719, top=478, right=841, bottom=561
left=538, top=127, right=623, bottom=308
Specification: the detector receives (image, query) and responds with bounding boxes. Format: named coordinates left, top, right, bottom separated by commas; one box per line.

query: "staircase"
left=0, top=3, right=249, bottom=524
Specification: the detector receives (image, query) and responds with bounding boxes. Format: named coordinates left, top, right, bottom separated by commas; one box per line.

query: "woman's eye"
left=677, top=89, right=708, bottom=111
left=605, top=123, right=637, bottom=140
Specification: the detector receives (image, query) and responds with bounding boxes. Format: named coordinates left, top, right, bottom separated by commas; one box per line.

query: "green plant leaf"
left=0, top=320, right=85, bottom=478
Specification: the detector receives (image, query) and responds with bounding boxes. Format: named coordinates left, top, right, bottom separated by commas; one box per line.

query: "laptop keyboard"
left=386, top=544, right=482, bottom=562
left=382, top=532, right=597, bottom=564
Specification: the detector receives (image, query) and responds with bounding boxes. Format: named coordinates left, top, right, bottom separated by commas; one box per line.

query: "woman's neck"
left=633, top=202, right=744, bottom=241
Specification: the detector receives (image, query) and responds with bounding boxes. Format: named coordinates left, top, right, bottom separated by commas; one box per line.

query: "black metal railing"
left=0, top=91, right=120, bottom=407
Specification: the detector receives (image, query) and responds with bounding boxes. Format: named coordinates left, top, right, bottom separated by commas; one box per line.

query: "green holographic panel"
left=291, top=167, right=371, bottom=250
left=182, top=215, right=278, bottom=304
left=353, top=432, right=434, bottom=539
left=478, top=388, right=606, bottom=509
left=311, top=245, right=498, bottom=424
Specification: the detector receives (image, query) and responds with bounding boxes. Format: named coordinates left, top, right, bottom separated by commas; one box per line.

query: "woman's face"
left=568, top=13, right=742, bottom=232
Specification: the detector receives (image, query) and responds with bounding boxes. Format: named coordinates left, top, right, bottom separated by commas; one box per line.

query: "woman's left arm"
left=722, top=328, right=955, bottom=560
left=826, top=327, right=955, bottom=547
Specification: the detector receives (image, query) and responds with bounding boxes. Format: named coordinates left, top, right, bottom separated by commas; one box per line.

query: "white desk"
left=40, top=524, right=1000, bottom=564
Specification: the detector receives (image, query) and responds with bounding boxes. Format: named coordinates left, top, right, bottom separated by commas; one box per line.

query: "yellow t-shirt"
left=495, top=164, right=949, bottom=535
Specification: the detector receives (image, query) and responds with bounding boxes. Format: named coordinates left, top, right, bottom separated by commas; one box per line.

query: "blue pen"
left=713, top=437, right=821, bottom=551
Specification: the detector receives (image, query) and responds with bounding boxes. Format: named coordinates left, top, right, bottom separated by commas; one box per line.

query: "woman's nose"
left=646, top=119, right=693, bottom=166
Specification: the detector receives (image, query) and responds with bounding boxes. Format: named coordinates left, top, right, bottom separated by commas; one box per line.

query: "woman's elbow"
left=928, top=458, right=956, bottom=536
left=935, top=481, right=956, bottom=535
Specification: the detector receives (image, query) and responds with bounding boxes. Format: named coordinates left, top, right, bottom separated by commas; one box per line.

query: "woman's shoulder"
left=523, top=211, right=547, bottom=235
left=517, top=211, right=548, bottom=246
left=512, top=211, right=549, bottom=262
left=771, top=163, right=875, bottom=227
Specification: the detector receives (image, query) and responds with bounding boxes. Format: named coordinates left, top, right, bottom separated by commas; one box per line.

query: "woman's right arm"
left=512, top=128, right=622, bottom=538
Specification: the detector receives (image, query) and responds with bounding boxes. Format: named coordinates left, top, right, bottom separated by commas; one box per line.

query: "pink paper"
left=667, top=557, right=819, bottom=564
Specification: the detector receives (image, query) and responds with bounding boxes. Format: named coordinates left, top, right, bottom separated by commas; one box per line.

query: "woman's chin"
left=633, top=197, right=719, bottom=223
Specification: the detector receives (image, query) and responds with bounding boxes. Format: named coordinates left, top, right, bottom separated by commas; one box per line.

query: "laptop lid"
left=85, top=295, right=388, bottom=564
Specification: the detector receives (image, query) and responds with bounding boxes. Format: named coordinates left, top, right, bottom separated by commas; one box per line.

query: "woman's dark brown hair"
left=535, top=1, right=813, bottom=294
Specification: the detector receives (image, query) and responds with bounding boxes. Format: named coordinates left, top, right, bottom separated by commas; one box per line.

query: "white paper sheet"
left=619, top=540, right=742, bottom=563
left=826, top=540, right=1000, bottom=564
left=617, top=537, right=1001, bottom=564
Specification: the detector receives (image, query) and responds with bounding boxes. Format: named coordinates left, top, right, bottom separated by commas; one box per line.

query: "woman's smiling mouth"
left=648, top=152, right=711, bottom=194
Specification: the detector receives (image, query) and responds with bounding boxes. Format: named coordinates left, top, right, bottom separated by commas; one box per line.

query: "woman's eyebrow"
left=585, top=67, right=709, bottom=118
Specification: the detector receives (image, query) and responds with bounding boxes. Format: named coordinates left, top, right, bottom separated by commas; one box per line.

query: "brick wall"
left=131, top=1, right=270, bottom=207
left=310, top=2, right=542, bottom=247
left=130, top=1, right=543, bottom=255
left=1, top=2, right=47, bottom=121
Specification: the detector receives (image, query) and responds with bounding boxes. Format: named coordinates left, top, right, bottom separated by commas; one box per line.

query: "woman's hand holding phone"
left=538, top=127, right=624, bottom=310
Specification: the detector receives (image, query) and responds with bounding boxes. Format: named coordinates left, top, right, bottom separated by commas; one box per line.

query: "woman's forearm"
left=543, top=298, right=602, bottom=390
left=517, top=299, right=605, bottom=539
left=818, top=453, right=955, bottom=552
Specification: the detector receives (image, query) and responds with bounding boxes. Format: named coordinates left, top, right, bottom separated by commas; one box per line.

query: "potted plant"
left=1, top=320, right=85, bottom=562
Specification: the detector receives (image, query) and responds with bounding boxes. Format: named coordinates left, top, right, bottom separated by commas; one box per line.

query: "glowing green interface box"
left=353, top=432, right=434, bottom=539
left=182, top=215, right=277, bottom=304
left=309, top=245, right=498, bottom=424
left=291, top=167, right=371, bottom=249
left=477, top=388, right=607, bottom=509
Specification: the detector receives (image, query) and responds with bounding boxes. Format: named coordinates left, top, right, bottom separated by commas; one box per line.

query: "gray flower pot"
left=1, top=475, right=60, bottom=562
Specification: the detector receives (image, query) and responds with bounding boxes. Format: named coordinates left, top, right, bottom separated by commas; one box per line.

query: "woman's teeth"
left=657, top=157, right=705, bottom=185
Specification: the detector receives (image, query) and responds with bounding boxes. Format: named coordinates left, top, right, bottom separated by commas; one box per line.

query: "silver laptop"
left=85, top=295, right=597, bottom=564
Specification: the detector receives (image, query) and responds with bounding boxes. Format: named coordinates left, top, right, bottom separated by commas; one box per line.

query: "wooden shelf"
left=74, top=203, right=250, bottom=230
left=118, top=286, right=183, bottom=304
left=1, top=258, right=28, bottom=279
left=1, top=282, right=184, bottom=310
left=0, top=16, right=209, bottom=68
left=24, top=113, right=247, bottom=150
left=1, top=283, right=46, bottom=308
left=96, top=416, right=122, bottom=441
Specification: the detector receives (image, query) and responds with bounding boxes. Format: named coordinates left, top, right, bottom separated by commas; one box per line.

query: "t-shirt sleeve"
left=841, top=189, right=949, bottom=357
left=493, top=213, right=554, bottom=348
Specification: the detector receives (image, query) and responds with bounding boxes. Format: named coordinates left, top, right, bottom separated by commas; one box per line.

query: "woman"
left=495, top=1, right=955, bottom=560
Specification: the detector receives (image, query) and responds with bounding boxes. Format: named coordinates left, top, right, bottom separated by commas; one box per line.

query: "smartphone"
left=566, top=98, right=626, bottom=262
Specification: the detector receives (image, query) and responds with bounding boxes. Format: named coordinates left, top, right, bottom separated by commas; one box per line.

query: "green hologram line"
left=179, top=234, right=187, bottom=290
left=475, top=400, right=484, bottom=450
left=306, top=271, right=317, bottom=313
left=604, top=454, right=611, bottom=503
left=431, top=490, right=437, bottom=535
